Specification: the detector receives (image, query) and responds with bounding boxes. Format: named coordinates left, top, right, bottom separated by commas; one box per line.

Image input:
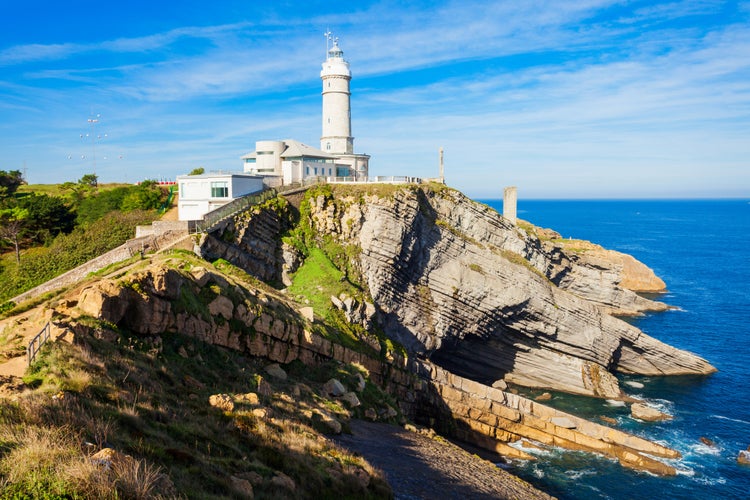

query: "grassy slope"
left=0, top=252, right=396, bottom=498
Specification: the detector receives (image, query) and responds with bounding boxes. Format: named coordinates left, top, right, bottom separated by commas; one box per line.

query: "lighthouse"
left=320, top=37, right=353, bottom=154
left=318, top=35, right=369, bottom=179
left=241, top=34, right=369, bottom=182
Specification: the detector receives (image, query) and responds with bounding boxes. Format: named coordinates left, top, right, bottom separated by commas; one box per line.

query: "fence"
left=192, top=177, right=326, bottom=234
left=27, top=322, right=51, bottom=366
left=327, top=175, right=423, bottom=184
left=193, top=189, right=278, bottom=233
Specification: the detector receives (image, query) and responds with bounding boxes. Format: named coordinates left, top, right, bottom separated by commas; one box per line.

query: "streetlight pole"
left=87, top=114, right=99, bottom=177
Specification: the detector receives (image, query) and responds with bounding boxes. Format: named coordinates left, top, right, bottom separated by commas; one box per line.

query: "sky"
left=1, top=0, right=748, bottom=198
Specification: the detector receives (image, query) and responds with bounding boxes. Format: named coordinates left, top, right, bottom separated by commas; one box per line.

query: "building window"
left=314, top=167, right=318, bottom=175
left=211, top=181, right=229, bottom=198
left=326, top=142, right=331, bottom=151
left=306, top=167, right=310, bottom=175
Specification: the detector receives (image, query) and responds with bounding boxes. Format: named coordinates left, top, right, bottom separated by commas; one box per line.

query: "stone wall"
left=10, top=238, right=149, bottom=305
left=199, top=306, right=680, bottom=476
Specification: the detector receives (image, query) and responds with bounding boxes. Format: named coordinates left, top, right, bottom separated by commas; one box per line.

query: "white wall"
left=176, top=174, right=263, bottom=221
left=230, top=176, right=264, bottom=198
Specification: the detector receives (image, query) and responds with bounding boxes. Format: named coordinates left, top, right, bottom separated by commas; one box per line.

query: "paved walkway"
left=334, top=420, right=554, bottom=500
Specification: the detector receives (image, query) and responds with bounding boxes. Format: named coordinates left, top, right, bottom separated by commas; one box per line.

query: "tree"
left=121, top=181, right=166, bottom=211
left=79, top=173, right=98, bottom=188
left=0, top=208, right=28, bottom=264
left=189, top=167, right=205, bottom=175
left=18, top=194, right=75, bottom=243
left=0, top=170, right=24, bottom=200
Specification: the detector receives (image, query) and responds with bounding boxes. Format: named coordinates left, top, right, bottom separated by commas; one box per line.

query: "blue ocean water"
left=479, top=199, right=750, bottom=500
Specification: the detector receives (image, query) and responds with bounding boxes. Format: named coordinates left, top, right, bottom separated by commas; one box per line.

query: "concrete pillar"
left=503, top=186, right=517, bottom=224
left=439, top=147, right=445, bottom=184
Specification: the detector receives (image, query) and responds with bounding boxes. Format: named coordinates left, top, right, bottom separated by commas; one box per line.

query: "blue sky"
left=1, top=0, right=748, bottom=198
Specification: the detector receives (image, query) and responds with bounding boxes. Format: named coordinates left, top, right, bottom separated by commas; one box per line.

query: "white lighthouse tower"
left=320, top=34, right=369, bottom=179
left=321, top=37, right=352, bottom=154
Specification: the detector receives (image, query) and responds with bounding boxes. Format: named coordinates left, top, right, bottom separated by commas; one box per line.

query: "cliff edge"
left=202, top=184, right=714, bottom=399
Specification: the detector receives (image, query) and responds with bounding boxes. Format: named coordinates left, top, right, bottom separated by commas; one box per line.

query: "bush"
left=0, top=210, right=157, bottom=302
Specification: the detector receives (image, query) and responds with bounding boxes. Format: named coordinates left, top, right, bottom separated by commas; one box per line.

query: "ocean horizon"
left=477, top=198, right=750, bottom=499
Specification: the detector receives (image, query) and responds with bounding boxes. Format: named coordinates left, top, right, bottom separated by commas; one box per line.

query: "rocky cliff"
left=235, top=184, right=713, bottom=399
left=70, top=256, right=685, bottom=476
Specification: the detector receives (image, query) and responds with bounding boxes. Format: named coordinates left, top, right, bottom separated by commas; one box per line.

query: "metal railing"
left=27, top=322, right=51, bottom=366
left=191, top=178, right=328, bottom=234
left=327, top=175, right=423, bottom=184
left=193, top=189, right=278, bottom=233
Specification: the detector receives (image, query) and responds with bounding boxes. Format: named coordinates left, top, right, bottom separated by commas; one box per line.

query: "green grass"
left=287, top=247, right=353, bottom=316
left=0, top=312, right=393, bottom=499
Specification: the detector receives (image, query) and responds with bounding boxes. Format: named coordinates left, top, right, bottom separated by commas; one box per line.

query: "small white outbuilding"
left=176, top=172, right=264, bottom=221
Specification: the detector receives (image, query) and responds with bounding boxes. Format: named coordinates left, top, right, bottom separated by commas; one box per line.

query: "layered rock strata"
left=70, top=261, right=682, bottom=475
left=299, top=186, right=714, bottom=398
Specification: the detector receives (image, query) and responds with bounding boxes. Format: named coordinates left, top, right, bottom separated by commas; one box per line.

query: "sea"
left=478, top=199, right=750, bottom=500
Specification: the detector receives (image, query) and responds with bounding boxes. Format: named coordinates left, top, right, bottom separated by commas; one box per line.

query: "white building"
left=241, top=36, right=369, bottom=182
left=241, top=139, right=350, bottom=184
left=176, top=172, right=263, bottom=221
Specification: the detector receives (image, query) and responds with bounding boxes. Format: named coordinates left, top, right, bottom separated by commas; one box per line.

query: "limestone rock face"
left=304, top=186, right=715, bottom=398
left=197, top=200, right=292, bottom=282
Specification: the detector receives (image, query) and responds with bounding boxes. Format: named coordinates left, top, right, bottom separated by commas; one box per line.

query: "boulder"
left=91, top=448, right=127, bottom=470
left=312, top=409, right=342, bottom=434
left=354, top=373, right=366, bottom=392
left=264, top=363, right=287, bottom=381
left=209, top=394, right=234, bottom=412
left=271, top=471, right=296, bottom=492
left=699, top=437, right=716, bottom=448
left=535, top=392, right=552, bottom=401
left=323, top=378, right=347, bottom=397
left=252, top=407, right=272, bottom=419
left=380, top=405, right=398, bottom=419
left=78, top=281, right=131, bottom=323
left=631, top=403, right=672, bottom=422
left=738, top=449, right=750, bottom=465
left=237, top=392, right=260, bottom=405
left=341, top=392, right=361, bottom=408
left=229, top=476, right=254, bottom=498
left=330, top=295, right=344, bottom=310
left=299, top=307, right=314, bottom=322
left=364, top=408, right=377, bottom=421
left=492, top=379, right=508, bottom=390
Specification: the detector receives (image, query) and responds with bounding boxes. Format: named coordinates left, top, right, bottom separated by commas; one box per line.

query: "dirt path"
left=334, top=420, right=554, bottom=500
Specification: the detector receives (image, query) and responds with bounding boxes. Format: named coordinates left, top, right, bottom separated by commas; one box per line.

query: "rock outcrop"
left=298, top=185, right=714, bottom=398
left=66, top=259, right=685, bottom=475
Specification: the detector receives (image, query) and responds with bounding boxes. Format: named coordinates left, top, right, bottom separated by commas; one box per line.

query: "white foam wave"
left=564, top=468, right=597, bottom=480
left=625, top=381, right=645, bottom=389
left=686, top=442, right=722, bottom=456
left=711, top=414, right=750, bottom=426
left=531, top=464, right=545, bottom=479
left=605, top=399, right=627, bottom=407
left=691, top=475, right=727, bottom=486
left=674, top=466, right=695, bottom=477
